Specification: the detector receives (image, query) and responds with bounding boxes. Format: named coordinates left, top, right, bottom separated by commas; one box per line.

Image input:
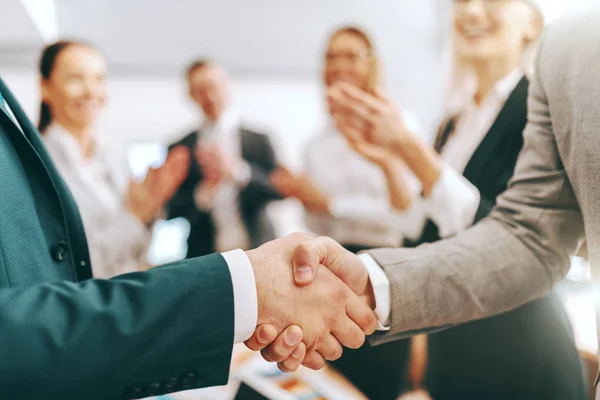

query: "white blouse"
left=303, top=112, right=425, bottom=248
left=43, top=124, right=152, bottom=278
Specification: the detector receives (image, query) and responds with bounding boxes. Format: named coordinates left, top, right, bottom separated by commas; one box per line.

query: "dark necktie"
left=433, top=115, right=457, bottom=154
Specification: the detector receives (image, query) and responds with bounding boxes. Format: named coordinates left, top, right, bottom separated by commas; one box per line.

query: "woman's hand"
left=328, top=82, right=414, bottom=152
left=126, top=146, right=190, bottom=224
left=329, top=82, right=443, bottom=197
left=348, top=137, right=396, bottom=167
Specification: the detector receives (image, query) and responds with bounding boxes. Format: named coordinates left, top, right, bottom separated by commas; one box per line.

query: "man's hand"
left=245, top=235, right=377, bottom=371
left=245, top=234, right=377, bottom=371
left=126, top=146, right=190, bottom=223
left=196, top=143, right=238, bottom=186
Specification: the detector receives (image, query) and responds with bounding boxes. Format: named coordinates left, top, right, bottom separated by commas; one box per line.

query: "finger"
left=260, top=325, right=303, bottom=363
left=337, top=121, right=366, bottom=144
left=336, top=82, right=384, bottom=112
left=346, top=296, right=378, bottom=336
left=277, top=342, right=306, bottom=373
left=301, top=349, right=326, bottom=370
left=244, top=324, right=279, bottom=351
left=331, top=316, right=366, bottom=350
left=316, top=334, right=344, bottom=361
left=371, top=87, right=393, bottom=104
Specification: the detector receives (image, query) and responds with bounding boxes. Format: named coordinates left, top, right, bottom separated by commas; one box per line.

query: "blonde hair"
left=444, top=3, right=544, bottom=116
left=324, top=26, right=381, bottom=90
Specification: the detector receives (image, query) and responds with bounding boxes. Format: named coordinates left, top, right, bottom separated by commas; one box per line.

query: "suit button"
left=162, top=377, right=179, bottom=391
left=52, top=241, right=69, bottom=261
left=180, top=371, right=198, bottom=388
left=145, top=383, right=161, bottom=396
left=124, top=387, right=144, bottom=399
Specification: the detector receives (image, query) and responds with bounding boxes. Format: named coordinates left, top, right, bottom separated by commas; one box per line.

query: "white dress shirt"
left=303, top=111, right=426, bottom=248
left=193, top=110, right=252, bottom=253
left=43, top=124, right=153, bottom=279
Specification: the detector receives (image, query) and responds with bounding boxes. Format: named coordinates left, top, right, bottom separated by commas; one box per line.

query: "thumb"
left=291, top=241, right=320, bottom=286
left=292, top=236, right=368, bottom=294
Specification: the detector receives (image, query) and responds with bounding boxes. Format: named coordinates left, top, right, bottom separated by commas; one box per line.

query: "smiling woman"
left=37, top=41, right=190, bottom=279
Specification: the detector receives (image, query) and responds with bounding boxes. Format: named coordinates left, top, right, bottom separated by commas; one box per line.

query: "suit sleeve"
left=0, top=254, right=235, bottom=399
left=367, top=36, right=585, bottom=346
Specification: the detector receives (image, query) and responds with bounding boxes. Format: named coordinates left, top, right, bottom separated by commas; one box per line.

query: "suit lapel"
left=0, top=77, right=93, bottom=280
left=462, top=76, right=529, bottom=184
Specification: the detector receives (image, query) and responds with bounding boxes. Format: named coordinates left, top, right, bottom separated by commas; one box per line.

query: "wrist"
left=395, top=136, right=442, bottom=197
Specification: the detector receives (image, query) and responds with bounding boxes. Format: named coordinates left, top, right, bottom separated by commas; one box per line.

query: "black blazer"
left=166, top=127, right=282, bottom=258
left=420, top=76, right=586, bottom=399
left=417, top=76, right=529, bottom=244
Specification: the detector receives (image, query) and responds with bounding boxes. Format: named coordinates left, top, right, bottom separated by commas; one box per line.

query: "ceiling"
left=0, top=0, right=450, bottom=77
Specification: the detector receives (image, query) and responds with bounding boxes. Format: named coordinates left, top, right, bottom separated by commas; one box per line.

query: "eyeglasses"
left=325, top=51, right=371, bottom=65
left=453, top=0, right=509, bottom=12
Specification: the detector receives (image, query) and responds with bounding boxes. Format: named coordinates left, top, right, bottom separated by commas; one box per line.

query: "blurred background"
left=0, top=0, right=597, bottom=398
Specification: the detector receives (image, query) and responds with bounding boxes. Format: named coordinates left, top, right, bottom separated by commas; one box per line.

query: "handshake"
left=243, top=233, right=378, bottom=372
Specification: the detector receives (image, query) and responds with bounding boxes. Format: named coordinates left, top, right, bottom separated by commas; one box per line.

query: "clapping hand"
left=328, top=82, right=414, bottom=153
left=196, top=143, right=237, bottom=187
left=126, top=146, right=190, bottom=224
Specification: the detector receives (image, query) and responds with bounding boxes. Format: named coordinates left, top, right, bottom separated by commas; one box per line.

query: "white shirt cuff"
left=358, top=253, right=391, bottom=331
left=424, top=166, right=480, bottom=238
left=221, top=249, right=258, bottom=344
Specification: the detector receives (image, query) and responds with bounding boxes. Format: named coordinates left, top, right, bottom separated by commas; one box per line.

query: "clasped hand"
left=244, top=233, right=378, bottom=372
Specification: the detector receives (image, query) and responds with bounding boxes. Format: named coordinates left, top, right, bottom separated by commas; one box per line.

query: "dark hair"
left=38, top=40, right=91, bottom=133
left=185, top=59, right=214, bottom=79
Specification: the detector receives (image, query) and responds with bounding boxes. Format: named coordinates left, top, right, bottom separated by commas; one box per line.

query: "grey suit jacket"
left=368, top=4, right=599, bottom=362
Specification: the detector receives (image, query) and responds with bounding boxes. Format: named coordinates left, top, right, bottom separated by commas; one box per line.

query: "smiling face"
left=40, top=44, right=107, bottom=130
left=453, top=0, right=541, bottom=63
left=324, top=30, right=376, bottom=91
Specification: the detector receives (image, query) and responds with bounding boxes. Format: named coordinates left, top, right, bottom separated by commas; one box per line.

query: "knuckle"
left=362, top=312, right=378, bottom=331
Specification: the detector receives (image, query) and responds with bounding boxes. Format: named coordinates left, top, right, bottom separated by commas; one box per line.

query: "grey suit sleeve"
left=368, top=43, right=585, bottom=346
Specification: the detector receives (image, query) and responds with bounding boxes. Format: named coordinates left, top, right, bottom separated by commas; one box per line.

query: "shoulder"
left=536, top=5, right=600, bottom=85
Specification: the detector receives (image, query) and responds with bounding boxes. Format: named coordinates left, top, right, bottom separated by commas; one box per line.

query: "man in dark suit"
left=167, top=60, right=281, bottom=258
left=0, top=77, right=377, bottom=399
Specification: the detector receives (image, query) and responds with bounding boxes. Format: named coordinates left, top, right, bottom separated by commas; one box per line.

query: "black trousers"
left=426, top=292, right=588, bottom=400
left=332, top=245, right=587, bottom=400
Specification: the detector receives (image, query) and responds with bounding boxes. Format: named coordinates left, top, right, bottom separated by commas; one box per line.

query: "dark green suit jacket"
left=0, top=77, right=235, bottom=399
